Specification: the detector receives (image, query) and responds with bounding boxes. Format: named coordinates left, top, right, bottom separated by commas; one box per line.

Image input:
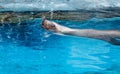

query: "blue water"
left=0, top=17, right=120, bottom=74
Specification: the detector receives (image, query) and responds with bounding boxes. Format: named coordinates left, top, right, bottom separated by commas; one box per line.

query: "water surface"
left=0, top=17, right=120, bottom=74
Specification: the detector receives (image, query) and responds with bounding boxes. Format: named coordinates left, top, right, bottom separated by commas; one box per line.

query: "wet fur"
left=42, top=20, right=120, bottom=45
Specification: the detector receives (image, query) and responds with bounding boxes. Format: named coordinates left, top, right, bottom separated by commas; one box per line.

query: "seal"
left=42, top=19, right=120, bottom=45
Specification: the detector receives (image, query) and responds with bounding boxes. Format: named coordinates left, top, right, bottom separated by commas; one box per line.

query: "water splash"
left=50, top=1, right=54, bottom=19
left=0, top=0, right=119, bottom=11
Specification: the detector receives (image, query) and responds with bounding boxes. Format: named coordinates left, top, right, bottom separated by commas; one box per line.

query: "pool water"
left=0, top=17, right=120, bottom=74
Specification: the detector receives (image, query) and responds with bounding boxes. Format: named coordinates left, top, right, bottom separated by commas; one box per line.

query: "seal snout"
left=41, top=19, right=47, bottom=28
left=41, top=19, right=56, bottom=31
